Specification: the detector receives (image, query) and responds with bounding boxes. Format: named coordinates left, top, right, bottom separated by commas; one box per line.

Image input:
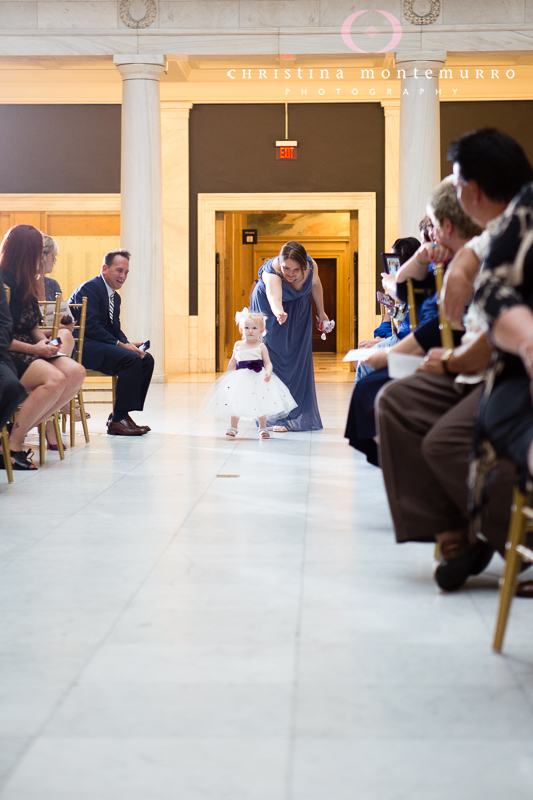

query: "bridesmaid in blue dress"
left=250, top=240, right=331, bottom=431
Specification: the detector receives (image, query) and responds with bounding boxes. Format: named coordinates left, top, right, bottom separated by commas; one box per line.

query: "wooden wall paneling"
left=54, top=235, right=120, bottom=298
left=11, top=211, right=41, bottom=228
left=48, top=214, right=120, bottom=236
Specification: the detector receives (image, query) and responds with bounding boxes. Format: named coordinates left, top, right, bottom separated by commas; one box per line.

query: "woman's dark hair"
left=391, top=237, right=420, bottom=265
left=448, top=128, right=533, bottom=204
left=0, top=224, right=43, bottom=304
left=279, top=241, right=308, bottom=272
left=418, top=216, right=432, bottom=243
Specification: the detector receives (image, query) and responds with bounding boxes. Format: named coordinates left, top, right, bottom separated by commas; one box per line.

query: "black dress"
left=4, top=278, right=41, bottom=379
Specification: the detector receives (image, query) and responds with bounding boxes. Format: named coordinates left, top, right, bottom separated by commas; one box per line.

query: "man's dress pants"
left=376, top=372, right=515, bottom=556
left=99, top=345, right=155, bottom=417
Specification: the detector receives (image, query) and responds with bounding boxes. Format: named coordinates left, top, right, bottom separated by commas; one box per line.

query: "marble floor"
left=1, top=381, right=533, bottom=799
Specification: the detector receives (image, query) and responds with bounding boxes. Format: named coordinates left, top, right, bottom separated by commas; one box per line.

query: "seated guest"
left=0, top=274, right=26, bottom=441
left=345, top=177, right=482, bottom=465
left=37, top=235, right=61, bottom=301
left=70, top=249, right=154, bottom=436
left=2, top=225, right=86, bottom=468
left=468, top=135, right=533, bottom=547
left=377, top=128, right=533, bottom=593
left=355, top=237, right=420, bottom=381
left=35, top=234, right=86, bottom=431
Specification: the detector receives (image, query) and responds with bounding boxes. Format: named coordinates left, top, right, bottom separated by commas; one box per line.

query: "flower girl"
left=203, top=308, right=297, bottom=439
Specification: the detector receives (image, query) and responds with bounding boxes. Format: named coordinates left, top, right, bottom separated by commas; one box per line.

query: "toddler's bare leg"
left=230, top=416, right=239, bottom=429
left=258, top=415, right=266, bottom=429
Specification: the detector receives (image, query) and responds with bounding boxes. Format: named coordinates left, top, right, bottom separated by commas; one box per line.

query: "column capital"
left=381, top=100, right=400, bottom=116
left=161, top=101, right=194, bottom=118
left=395, top=52, right=447, bottom=65
left=395, top=52, right=447, bottom=76
left=114, top=54, right=166, bottom=81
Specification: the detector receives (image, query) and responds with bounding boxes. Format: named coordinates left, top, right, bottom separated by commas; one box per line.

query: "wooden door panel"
left=312, top=258, right=336, bottom=352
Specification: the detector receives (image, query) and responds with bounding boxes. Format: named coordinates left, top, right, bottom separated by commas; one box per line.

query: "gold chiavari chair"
left=61, top=297, right=89, bottom=447
left=434, top=262, right=454, bottom=350
left=37, top=293, right=64, bottom=464
left=432, top=262, right=456, bottom=561
left=83, top=371, right=117, bottom=407
left=406, top=278, right=418, bottom=332
left=493, top=484, right=533, bottom=652
left=1, top=285, right=13, bottom=483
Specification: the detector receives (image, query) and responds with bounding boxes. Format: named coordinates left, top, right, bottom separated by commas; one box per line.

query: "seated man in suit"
left=70, top=249, right=154, bottom=436
left=0, top=271, right=26, bottom=436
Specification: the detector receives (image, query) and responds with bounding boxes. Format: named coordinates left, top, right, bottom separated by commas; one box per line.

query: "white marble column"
left=161, top=101, right=193, bottom=375
left=381, top=100, right=400, bottom=249
left=114, top=54, right=166, bottom=381
left=396, top=54, right=446, bottom=238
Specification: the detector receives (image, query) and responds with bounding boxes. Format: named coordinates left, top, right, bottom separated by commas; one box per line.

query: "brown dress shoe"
left=125, top=414, right=150, bottom=433
left=516, top=580, right=533, bottom=598
left=107, top=418, right=144, bottom=436
left=107, top=414, right=150, bottom=434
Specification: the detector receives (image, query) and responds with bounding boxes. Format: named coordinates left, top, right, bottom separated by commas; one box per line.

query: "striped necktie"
left=109, top=291, right=115, bottom=323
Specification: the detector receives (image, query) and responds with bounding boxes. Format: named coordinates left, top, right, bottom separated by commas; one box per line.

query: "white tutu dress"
left=202, top=345, right=298, bottom=421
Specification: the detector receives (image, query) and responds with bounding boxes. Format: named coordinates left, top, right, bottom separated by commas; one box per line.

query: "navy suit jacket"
left=69, top=275, right=128, bottom=370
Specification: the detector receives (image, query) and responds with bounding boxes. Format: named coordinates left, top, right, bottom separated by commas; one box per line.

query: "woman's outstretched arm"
left=263, top=272, right=287, bottom=324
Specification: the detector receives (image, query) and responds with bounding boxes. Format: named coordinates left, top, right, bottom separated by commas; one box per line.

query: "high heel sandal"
left=45, top=434, right=59, bottom=452
left=45, top=422, right=62, bottom=451
left=0, top=449, right=37, bottom=471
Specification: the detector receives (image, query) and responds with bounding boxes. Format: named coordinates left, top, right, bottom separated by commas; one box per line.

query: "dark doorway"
left=312, top=258, right=337, bottom=352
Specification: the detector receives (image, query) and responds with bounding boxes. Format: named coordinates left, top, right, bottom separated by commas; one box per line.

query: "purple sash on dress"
left=236, top=359, right=263, bottom=373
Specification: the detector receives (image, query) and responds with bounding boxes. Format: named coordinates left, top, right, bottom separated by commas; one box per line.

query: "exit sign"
left=276, top=146, right=297, bottom=159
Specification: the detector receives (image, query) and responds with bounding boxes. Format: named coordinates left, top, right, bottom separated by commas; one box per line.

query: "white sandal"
left=259, top=429, right=271, bottom=439
left=272, top=425, right=288, bottom=433
left=226, top=427, right=238, bottom=438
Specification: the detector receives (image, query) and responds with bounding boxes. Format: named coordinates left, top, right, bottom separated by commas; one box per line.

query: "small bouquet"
left=316, top=316, right=336, bottom=340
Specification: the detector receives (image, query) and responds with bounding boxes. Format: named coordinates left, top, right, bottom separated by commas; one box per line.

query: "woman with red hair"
left=2, top=224, right=85, bottom=470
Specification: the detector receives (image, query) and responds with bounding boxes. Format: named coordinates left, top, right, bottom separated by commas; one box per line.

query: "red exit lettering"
left=276, top=146, right=297, bottom=160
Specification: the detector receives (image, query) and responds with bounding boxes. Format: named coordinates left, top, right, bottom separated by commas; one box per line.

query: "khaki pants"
left=376, top=373, right=515, bottom=555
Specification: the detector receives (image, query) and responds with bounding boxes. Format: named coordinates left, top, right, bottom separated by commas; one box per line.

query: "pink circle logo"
left=341, top=10, right=403, bottom=53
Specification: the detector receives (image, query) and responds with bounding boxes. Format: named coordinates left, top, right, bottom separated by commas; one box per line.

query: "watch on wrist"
left=440, top=348, right=454, bottom=375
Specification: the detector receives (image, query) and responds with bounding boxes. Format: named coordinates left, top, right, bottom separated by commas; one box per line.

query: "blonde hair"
left=235, top=307, right=267, bottom=337
left=428, top=176, right=483, bottom=240
left=42, top=234, right=59, bottom=260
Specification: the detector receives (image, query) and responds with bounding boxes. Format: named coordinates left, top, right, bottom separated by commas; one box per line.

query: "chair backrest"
left=67, top=297, right=88, bottom=364
left=38, top=294, right=62, bottom=339
left=434, top=262, right=454, bottom=349
left=406, top=278, right=418, bottom=332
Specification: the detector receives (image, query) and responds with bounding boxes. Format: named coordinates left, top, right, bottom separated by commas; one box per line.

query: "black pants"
left=0, top=360, right=26, bottom=429
left=99, top=346, right=155, bottom=417
left=480, top=374, right=533, bottom=473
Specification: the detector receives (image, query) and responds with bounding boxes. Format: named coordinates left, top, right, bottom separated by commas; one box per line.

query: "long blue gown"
left=250, top=256, right=322, bottom=431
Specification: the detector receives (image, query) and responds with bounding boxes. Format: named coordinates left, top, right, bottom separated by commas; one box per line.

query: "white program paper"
left=387, top=352, right=424, bottom=379
left=342, top=348, right=391, bottom=363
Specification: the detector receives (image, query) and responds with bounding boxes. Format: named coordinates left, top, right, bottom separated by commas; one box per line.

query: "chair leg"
left=112, top=375, right=117, bottom=407
left=493, top=487, right=528, bottom=653
left=77, top=390, right=90, bottom=443
left=38, top=421, right=46, bottom=465
left=52, top=413, right=65, bottom=460
left=62, top=412, right=67, bottom=434
left=1, top=426, right=13, bottom=484
left=69, top=398, right=76, bottom=448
